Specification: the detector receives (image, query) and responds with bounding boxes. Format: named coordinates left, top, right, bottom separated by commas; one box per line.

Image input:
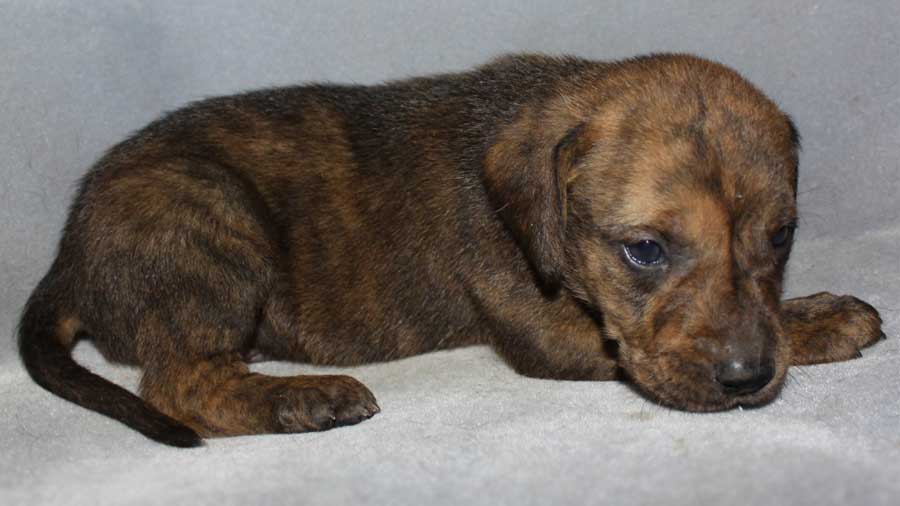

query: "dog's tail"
left=17, top=270, right=202, bottom=448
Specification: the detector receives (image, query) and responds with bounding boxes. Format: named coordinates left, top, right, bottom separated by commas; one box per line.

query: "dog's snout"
left=715, top=360, right=774, bottom=396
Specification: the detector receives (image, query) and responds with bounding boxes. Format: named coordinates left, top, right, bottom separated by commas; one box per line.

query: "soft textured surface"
left=1, top=1, right=898, bottom=505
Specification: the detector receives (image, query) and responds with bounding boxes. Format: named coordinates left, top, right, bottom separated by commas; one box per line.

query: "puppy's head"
left=486, top=55, right=800, bottom=410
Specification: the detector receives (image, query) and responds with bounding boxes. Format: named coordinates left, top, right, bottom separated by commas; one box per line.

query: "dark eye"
left=624, top=240, right=664, bottom=266
left=771, top=226, right=794, bottom=248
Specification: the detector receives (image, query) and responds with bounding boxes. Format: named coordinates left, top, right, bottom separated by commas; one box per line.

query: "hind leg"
left=133, top=279, right=379, bottom=437
left=140, top=353, right=378, bottom=437
left=86, top=158, right=378, bottom=438
left=135, top=297, right=380, bottom=437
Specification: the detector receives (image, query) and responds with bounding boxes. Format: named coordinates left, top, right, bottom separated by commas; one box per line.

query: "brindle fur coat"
left=19, top=54, right=884, bottom=446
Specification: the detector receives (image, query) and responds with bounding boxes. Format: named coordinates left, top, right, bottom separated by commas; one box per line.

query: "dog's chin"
left=647, top=377, right=785, bottom=412
left=620, top=355, right=788, bottom=412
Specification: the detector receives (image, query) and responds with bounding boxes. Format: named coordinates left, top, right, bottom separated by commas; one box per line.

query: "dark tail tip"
left=18, top=288, right=203, bottom=448
left=145, top=417, right=204, bottom=448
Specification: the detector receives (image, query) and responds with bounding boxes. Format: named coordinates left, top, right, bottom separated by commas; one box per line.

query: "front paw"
left=782, top=292, right=885, bottom=365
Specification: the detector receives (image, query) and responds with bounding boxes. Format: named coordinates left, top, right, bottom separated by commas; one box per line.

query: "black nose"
left=715, top=360, right=775, bottom=396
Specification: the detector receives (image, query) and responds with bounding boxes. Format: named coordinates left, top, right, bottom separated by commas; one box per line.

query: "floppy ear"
left=484, top=110, right=592, bottom=290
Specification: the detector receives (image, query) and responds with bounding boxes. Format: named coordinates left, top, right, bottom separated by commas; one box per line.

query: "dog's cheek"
left=568, top=238, right=737, bottom=410
left=567, top=240, right=646, bottom=328
left=621, top=346, right=731, bottom=411
left=655, top=354, right=726, bottom=410
left=621, top=316, right=742, bottom=410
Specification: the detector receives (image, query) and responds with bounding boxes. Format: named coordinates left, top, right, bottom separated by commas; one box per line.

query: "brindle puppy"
left=18, top=54, right=885, bottom=447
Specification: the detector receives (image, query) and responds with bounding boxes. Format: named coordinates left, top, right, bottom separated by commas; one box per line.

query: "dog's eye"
left=771, top=226, right=794, bottom=248
left=624, top=240, right=664, bottom=266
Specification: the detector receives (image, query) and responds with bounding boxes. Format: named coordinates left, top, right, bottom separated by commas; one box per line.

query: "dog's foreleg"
left=781, top=292, right=885, bottom=365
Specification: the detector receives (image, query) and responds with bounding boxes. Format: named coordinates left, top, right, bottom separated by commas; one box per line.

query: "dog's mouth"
left=617, top=348, right=788, bottom=412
